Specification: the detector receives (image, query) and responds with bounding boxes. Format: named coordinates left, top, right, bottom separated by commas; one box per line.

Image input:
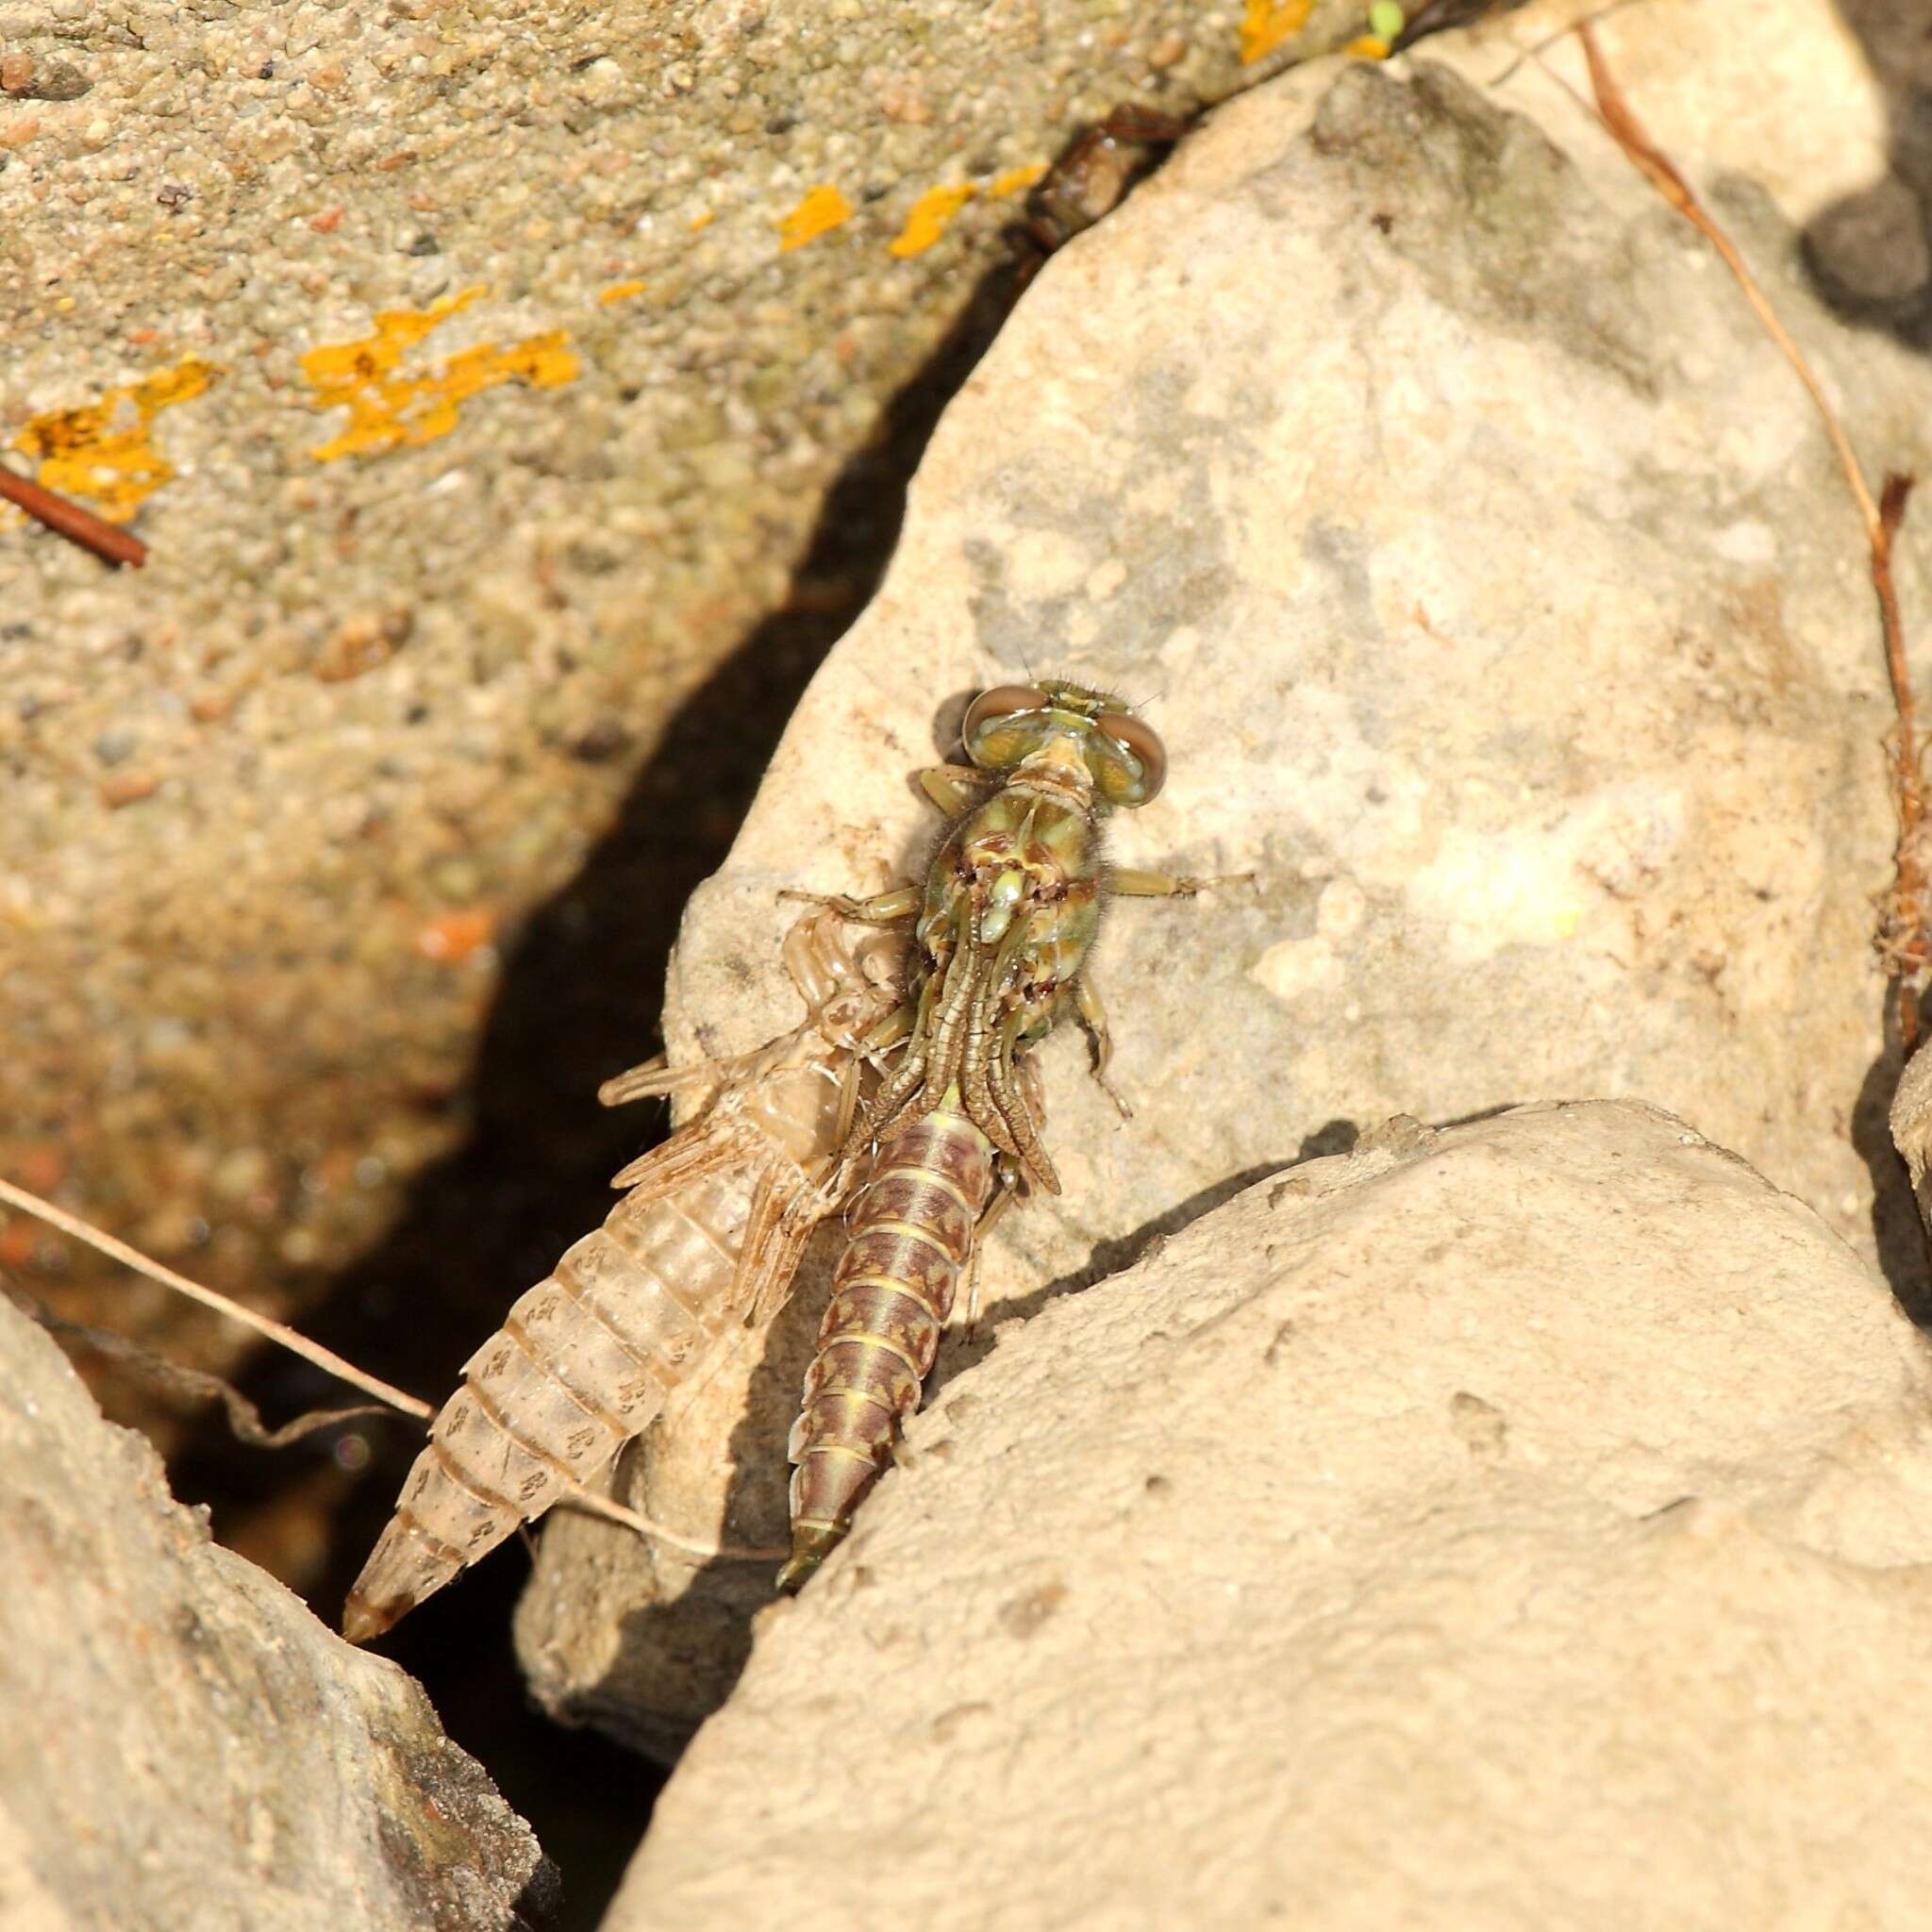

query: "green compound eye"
left=1096, top=708, right=1166, bottom=805
left=962, top=684, right=1050, bottom=768
left=963, top=684, right=1048, bottom=740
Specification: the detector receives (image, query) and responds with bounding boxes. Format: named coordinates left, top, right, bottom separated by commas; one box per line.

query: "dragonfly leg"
left=1108, top=865, right=1255, bottom=898
left=961, top=1172, right=1023, bottom=1340
left=919, top=763, right=1002, bottom=816
left=832, top=1002, right=915, bottom=1146
left=1074, top=973, right=1133, bottom=1121
left=778, top=883, right=923, bottom=923
left=858, top=1000, right=916, bottom=1057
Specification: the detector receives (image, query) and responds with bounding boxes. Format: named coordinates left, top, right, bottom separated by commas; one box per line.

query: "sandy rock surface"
left=519, top=0, right=1932, bottom=1748
left=602, top=1100, right=1932, bottom=1930
left=0, top=1296, right=545, bottom=1932
left=0, top=0, right=1368, bottom=1447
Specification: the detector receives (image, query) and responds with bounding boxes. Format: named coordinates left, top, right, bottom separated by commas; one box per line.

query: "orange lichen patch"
left=889, top=183, right=976, bottom=259
left=414, top=908, right=497, bottom=964
left=300, top=288, right=579, bottom=461
left=1239, top=0, right=1313, bottom=63
left=989, top=162, right=1047, bottom=199
left=1342, top=33, right=1391, bottom=58
left=777, top=184, right=853, bottom=253
left=599, top=278, right=647, bottom=304
left=688, top=208, right=714, bottom=232
left=7, top=358, right=220, bottom=524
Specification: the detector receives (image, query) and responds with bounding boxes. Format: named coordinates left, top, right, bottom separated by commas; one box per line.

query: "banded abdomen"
left=343, top=912, right=900, bottom=1643
left=779, top=1089, right=996, bottom=1590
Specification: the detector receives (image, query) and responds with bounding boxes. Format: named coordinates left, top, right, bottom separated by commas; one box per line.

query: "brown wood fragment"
left=0, top=464, right=149, bottom=568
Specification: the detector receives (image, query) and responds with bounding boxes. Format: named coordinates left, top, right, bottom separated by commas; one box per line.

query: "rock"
left=0, top=1297, right=547, bottom=1932
left=518, top=0, right=1932, bottom=1748
left=601, top=1101, right=1932, bottom=1929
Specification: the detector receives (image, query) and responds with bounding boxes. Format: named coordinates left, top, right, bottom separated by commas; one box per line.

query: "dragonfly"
left=777, top=677, right=1216, bottom=1588
left=344, top=678, right=1215, bottom=1635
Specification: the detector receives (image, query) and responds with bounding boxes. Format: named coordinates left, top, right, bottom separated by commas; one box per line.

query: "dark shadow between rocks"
left=1804, top=2, right=1932, bottom=347
left=1850, top=988, right=1932, bottom=1325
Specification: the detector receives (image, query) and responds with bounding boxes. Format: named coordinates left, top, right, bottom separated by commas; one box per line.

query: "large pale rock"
left=604, top=1101, right=1932, bottom=1929
left=519, top=0, right=1932, bottom=1746
left=0, top=1299, right=546, bottom=1932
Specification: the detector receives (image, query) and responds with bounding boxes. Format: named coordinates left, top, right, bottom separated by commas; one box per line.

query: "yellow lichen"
left=989, top=163, right=1048, bottom=199
left=8, top=358, right=221, bottom=523
left=1239, top=0, right=1313, bottom=63
left=889, top=183, right=977, bottom=259
left=598, top=278, right=648, bottom=305
left=1342, top=33, right=1391, bottom=58
left=689, top=208, right=715, bottom=232
left=300, top=288, right=579, bottom=462
left=777, top=184, right=854, bottom=253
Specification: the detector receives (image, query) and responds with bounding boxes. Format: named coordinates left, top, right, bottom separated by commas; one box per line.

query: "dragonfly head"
left=960, top=679, right=1165, bottom=810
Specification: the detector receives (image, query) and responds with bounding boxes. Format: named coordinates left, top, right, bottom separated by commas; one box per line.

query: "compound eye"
left=1097, top=709, right=1166, bottom=804
left=962, top=684, right=1049, bottom=742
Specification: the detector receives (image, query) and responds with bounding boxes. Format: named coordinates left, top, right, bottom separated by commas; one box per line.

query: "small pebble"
left=29, top=58, right=91, bottom=101
left=99, top=772, right=161, bottom=808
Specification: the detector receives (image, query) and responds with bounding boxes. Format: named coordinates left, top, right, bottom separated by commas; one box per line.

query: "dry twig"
left=549, top=1488, right=788, bottom=1564
left=0, top=1174, right=430, bottom=1419
left=0, top=1174, right=771, bottom=1565
left=3, top=1278, right=392, bottom=1449
left=1574, top=25, right=1924, bottom=1048
left=0, top=464, right=149, bottom=569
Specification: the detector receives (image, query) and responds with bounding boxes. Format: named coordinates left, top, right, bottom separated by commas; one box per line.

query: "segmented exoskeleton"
left=341, top=909, right=905, bottom=1643
left=780, top=679, right=1205, bottom=1589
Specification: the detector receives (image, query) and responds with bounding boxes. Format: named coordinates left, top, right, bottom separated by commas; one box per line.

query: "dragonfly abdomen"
left=341, top=1175, right=745, bottom=1642
left=781, top=1097, right=995, bottom=1589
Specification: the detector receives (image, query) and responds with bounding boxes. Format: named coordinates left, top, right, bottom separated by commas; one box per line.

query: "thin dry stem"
left=1574, top=24, right=1924, bottom=1048
left=4, top=1279, right=393, bottom=1449
left=0, top=1175, right=781, bottom=1567
left=549, top=1488, right=787, bottom=1563
left=0, top=1175, right=432, bottom=1421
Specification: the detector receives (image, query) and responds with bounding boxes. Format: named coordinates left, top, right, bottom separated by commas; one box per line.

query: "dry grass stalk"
left=1574, top=24, right=1924, bottom=1048
left=0, top=1174, right=758, bottom=1565
left=0, top=1174, right=432, bottom=1419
